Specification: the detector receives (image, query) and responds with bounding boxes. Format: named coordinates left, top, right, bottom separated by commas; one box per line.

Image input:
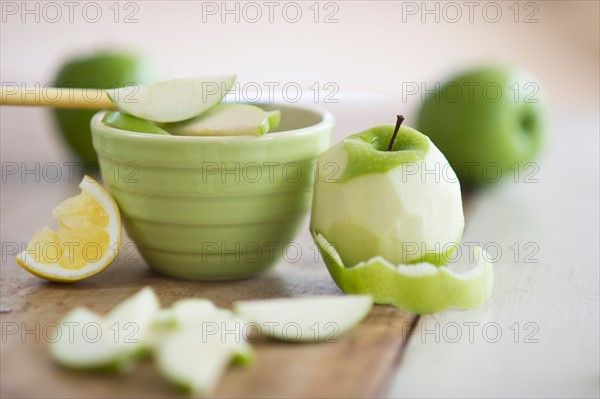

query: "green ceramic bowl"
left=91, top=104, right=334, bottom=280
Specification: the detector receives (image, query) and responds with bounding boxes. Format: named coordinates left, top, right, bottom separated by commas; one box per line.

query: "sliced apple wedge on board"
left=156, top=321, right=252, bottom=396
left=49, top=288, right=160, bottom=371
left=48, top=289, right=376, bottom=395
left=233, top=295, right=373, bottom=342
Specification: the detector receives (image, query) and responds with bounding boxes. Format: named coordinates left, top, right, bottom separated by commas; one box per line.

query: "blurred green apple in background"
left=416, top=66, right=547, bottom=187
left=52, top=52, right=158, bottom=165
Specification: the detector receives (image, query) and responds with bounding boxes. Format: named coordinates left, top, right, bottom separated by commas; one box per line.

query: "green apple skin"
left=313, top=233, right=494, bottom=314
left=266, top=110, right=282, bottom=131
left=310, top=125, right=464, bottom=267
left=53, top=52, right=157, bottom=165
left=416, top=66, right=547, bottom=187
left=102, top=111, right=169, bottom=135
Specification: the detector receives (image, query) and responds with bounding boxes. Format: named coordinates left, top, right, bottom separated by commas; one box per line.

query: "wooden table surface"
left=0, top=169, right=418, bottom=398
left=1, top=106, right=599, bottom=398
left=0, top=225, right=414, bottom=398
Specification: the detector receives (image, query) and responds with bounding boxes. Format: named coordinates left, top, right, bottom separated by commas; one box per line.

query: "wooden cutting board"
left=0, top=230, right=415, bottom=398
left=1, top=183, right=475, bottom=397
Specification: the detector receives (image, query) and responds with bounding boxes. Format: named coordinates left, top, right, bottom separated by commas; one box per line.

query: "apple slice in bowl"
left=107, top=75, right=236, bottom=123
left=162, top=104, right=269, bottom=137
left=102, top=111, right=170, bottom=135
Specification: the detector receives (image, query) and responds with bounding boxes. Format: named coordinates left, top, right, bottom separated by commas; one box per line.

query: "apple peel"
left=313, top=232, right=493, bottom=314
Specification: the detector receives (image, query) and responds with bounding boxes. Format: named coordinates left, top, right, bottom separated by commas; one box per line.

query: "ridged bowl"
left=91, top=104, right=334, bottom=279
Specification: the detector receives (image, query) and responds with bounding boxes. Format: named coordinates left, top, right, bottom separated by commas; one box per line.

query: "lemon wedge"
left=16, top=176, right=121, bottom=282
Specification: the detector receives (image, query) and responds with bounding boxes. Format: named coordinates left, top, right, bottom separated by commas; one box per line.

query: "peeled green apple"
left=52, top=52, right=158, bottom=164
left=416, top=66, right=547, bottom=186
left=310, top=117, right=464, bottom=268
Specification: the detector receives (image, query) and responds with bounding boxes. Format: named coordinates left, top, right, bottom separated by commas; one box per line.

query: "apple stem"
left=387, top=115, right=405, bottom=151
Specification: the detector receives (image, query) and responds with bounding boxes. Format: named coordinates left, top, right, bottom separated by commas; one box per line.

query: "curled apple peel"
left=312, top=232, right=494, bottom=314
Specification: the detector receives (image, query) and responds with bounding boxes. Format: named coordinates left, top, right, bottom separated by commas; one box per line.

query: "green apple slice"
left=105, top=287, right=161, bottom=356
left=233, top=295, right=373, bottom=343
left=169, top=299, right=218, bottom=323
left=49, top=307, right=131, bottom=372
left=156, top=323, right=252, bottom=396
left=144, top=299, right=218, bottom=349
left=164, top=104, right=269, bottom=136
left=146, top=298, right=253, bottom=366
left=313, top=232, right=493, bottom=314
left=106, top=75, right=236, bottom=123
left=102, top=111, right=169, bottom=135
left=49, top=287, right=161, bottom=371
left=266, top=109, right=281, bottom=131
left=166, top=301, right=253, bottom=366
left=153, top=298, right=239, bottom=331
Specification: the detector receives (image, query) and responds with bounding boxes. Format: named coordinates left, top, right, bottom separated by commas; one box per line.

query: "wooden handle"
left=0, top=86, right=117, bottom=110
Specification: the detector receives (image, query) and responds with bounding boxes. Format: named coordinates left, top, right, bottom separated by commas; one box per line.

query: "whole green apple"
left=52, top=52, right=158, bottom=164
left=416, top=66, right=547, bottom=187
left=310, top=116, right=464, bottom=267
